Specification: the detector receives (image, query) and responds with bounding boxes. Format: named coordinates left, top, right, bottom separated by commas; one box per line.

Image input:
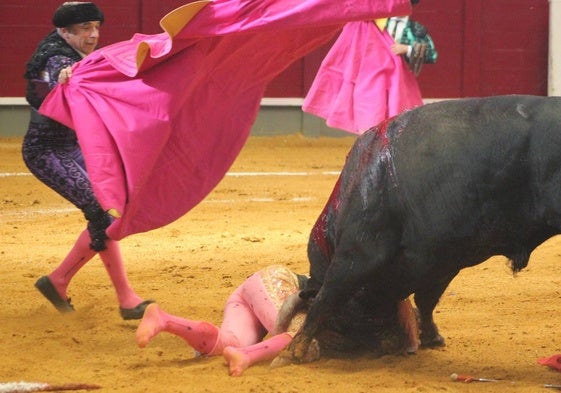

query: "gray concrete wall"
left=252, top=105, right=350, bottom=137
left=0, top=104, right=30, bottom=137
left=0, top=101, right=350, bottom=138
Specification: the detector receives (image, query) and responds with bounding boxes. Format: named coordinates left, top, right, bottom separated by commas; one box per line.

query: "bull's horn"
left=273, top=292, right=304, bottom=335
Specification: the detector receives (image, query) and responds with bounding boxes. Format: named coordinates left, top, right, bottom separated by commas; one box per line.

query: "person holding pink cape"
left=303, top=0, right=426, bottom=134
left=24, top=2, right=152, bottom=320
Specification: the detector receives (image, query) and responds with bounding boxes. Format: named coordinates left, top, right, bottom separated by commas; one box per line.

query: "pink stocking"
left=98, top=239, right=143, bottom=309
left=223, top=333, right=293, bottom=376
left=137, top=303, right=221, bottom=355
left=48, top=229, right=96, bottom=298
left=397, top=298, right=420, bottom=353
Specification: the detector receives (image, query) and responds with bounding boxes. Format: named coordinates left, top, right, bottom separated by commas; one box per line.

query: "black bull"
left=288, top=95, right=561, bottom=361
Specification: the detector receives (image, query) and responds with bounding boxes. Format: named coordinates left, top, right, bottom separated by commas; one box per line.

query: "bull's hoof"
left=418, top=317, right=446, bottom=348
left=270, top=350, right=294, bottom=368
left=420, top=333, right=445, bottom=348
left=283, top=335, right=321, bottom=364
left=301, top=338, right=321, bottom=363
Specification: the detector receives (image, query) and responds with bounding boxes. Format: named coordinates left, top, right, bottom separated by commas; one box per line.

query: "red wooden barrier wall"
left=0, top=0, right=549, bottom=99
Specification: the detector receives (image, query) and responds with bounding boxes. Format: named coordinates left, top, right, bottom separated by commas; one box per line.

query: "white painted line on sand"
left=226, top=171, right=340, bottom=176
left=0, top=172, right=32, bottom=177
left=1, top=197, right=316, bottom=218
left=1, top=171, right=331, bottom=218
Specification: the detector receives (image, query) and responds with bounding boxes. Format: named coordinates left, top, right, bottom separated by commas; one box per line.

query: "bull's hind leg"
left=414, top=272, right=457, bottom=348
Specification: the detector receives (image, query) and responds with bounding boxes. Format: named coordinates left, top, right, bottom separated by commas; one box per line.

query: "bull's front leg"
left=288, top=235, right=398, bottom=362
left=281, top=284, right=336, bottom=363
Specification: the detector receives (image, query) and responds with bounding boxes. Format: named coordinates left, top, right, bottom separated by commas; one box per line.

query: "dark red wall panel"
left=478, top=0, right=549, bottom=95
left=459, top=0, right=548, bottom=97
left=412, top=0, right=465, bottom=98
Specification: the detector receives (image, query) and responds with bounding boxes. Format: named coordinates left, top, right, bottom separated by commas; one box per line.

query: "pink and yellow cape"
left=40, top=0, right=410, bottom=240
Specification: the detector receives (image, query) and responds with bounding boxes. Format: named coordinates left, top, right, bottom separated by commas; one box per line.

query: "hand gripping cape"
left=40, top=0, right=411, bottom=240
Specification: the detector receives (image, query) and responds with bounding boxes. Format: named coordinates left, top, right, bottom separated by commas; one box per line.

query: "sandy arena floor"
left=3, top=134, right=561, bottom=392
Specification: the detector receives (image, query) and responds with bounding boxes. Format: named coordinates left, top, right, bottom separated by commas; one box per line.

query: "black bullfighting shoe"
left=35, top=276, right=75, bottom=313
left=119, top=300, right=155, bottom=320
